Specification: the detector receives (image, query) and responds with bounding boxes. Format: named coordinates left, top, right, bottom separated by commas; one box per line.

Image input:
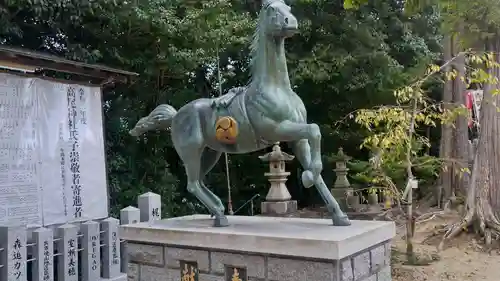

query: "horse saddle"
left=211, top=86, right=247, bottom=109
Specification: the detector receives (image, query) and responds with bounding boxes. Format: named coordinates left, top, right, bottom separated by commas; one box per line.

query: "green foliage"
left=349, top=152, right=441, bottom=190
left=287, top=0, right=441, bottom=161
left=351, top=63, right=445, bottom=191
left=352, top=51, right=500, bottom=195
left=374, top=0, right=500, bottom=44
left=343, top=0, right=369, bottom=10
left=0, top=0, right=442, bottom=213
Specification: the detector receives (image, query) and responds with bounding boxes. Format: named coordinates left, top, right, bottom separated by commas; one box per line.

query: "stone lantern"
left=331, top=148, right=356, bottom=210
left=333, top=147, right=351, bottom=189
left=259, top=142, right=297, bottom=215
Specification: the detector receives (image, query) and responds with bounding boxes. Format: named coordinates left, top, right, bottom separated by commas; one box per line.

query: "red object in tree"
left=466, top=91, right=473, bottom=128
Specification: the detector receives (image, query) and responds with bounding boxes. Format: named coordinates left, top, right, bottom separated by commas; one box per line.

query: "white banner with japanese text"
left=0, top=72, right=108, bottom=227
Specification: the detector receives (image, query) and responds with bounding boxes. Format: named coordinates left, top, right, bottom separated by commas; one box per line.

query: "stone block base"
left=261, top=200, right=297, bottom=215
left=121, top=215, right=395, bottom=281
left=102, top=273, right=128, bottom=281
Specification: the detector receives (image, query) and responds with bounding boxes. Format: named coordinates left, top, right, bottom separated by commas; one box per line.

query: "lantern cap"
left=259, top=142, right=295, bottom=162
left=330, top=147, right=352, bottom=162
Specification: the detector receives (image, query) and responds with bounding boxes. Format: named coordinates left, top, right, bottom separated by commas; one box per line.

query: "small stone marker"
left=81, top=221, right=101, bottom=281
left=57, top=224, right=78, bottom=281
left=138, top=192, right=161, bottom=222
left=180, top=261, right=199, bottom=281
left=32, top=227, right=53, bottom=281
left=101, top=218, right=121, bottom=278
left=0, top=226, right=27, bottom=281
left=225, top=266, right=247, bottom=281
left=119, top=206, right=140, bottom=273
left=120, top=206, right=140, bottom=225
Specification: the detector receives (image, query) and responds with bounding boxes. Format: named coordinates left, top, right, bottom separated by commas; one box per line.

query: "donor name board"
left=0, top=72, right=108, bottom=226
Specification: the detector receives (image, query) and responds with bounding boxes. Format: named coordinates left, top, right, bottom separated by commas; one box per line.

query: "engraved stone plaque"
left=225, top=266, right=247, bottom=281
left=179, top=261, right=198, bottom=281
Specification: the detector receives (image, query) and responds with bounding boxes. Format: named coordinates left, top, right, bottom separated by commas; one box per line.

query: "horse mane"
left=247, top=7, right=266, bottom=87
left=247, top=0, right=287, bottom=88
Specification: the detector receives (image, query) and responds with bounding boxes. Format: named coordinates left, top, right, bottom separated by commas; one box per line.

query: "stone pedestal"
left=261, top=200, right=297, bottom=215
left=121, top=215, right=395, bottom=281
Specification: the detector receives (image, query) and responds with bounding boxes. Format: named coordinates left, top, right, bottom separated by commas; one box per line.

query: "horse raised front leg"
left=273, top=120, right=322, bottom=186
left=293, top=139, right=351, bottom=226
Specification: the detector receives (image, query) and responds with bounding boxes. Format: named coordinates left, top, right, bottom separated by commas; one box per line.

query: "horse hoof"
left=213, top=215, right=230, bottom=227
left=332, top=214, right=351, bottom=226
left=301, top=170, right=315, bottom=188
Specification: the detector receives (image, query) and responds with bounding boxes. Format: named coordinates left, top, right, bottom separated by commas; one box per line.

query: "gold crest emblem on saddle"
left=215, top=116, right=239, bottom=144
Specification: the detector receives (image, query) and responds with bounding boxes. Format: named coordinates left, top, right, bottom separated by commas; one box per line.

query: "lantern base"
left=261, top=200, right=298, bottom=216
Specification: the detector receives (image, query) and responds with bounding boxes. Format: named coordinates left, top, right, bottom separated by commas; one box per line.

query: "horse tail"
left=129, top=104, right=178, bottom=136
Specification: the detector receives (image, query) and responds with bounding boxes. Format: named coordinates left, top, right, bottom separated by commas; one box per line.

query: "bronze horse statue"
left=130, top=0, right=351, bottom=227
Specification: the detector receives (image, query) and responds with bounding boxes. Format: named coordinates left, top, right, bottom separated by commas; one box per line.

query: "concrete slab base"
left=122, top=215, right=395, bottom=281
left=261, top=200, right=297, bottom=215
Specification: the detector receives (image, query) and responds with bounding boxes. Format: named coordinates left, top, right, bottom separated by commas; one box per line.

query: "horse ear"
left=261, top=0, right=288, bottom=7
left=262, top=0, right=272, bottom=7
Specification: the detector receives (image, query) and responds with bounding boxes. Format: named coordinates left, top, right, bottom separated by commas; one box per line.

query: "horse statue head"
left=260, top=0, right=298, bottom=38
left=249, top=0, right=298, bottom=88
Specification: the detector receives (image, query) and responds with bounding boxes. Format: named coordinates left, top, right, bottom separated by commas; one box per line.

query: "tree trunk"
left=441, top=37, right=500, bottom=247
left=438, top=31, right=470, bottom=208
left=438, top=34, right=454, bottom=208
left=451, top=30, right=470, bottom=195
